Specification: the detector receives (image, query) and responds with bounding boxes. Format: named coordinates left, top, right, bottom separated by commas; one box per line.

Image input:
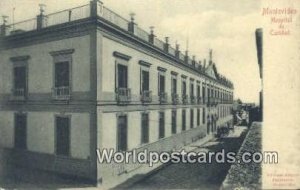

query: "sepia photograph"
left=0, top=0, right=299, bottom=189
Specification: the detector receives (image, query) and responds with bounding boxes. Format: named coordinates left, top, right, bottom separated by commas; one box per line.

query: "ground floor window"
left=14, top=113, right=27, bottom=150
left=159, top=112, right=165, bottom=139
left=197, top=109, right=200, bottom=126
left=182, top=109, right=186, bottom=131
left=141, top=113, right=149, bottom=144
left=117, top=115, right=128, bottom=151
left=171, top=110, right=177, bottom=134
left=55, top=116, right=70, bottom=156
left=190, top=109, right=194, bottom=128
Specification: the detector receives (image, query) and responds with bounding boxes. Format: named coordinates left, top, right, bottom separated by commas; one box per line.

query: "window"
left=116, top=63, right=131, bottom=102
left=14, top=113, right=27, bottom=149
left=50, top=49, right=74, bottom=100
left=202, top=86, right=206, bottom=102
left=13, top=66, right=27, bottom=97
left=182, top=80, right=187, bottom=104
left=118, top=64, right=128, bottom=88
left=141, top=70, right=149, bottom=93
left=141, top=69, right=151, bottom=102
left=182, top=109, right=186, bottom=131
left=171, top=77, right=177, bottom=95
left=197, top=109, right=200, bottom=126
left=171, top=110, right=177, bottom=134
left=182, top=80, right=187, bottom=96
left=190, top=109, right=194, bottom=128
left=159, top=112, right=165, bottom=139
left=158, top=73, right=167, bottom=103
left=207, top=87, right=210, bottom=104
left=55, top=116, right=70, bottom=156
left=117, top=115, right=128, bottom=151
left=55, top=61, right=70, bottom=87
left=197, top=84, right=200, bottom=101
left=139, top=61, right=152, bottom=102
left=190, top=82, right=194, bottom=97
left=158, top=74, right=165, bottom=95
left=10, top=56, right=30, bottom=99
left=141, top=113, right=149, bottom=144
left=203, top=108, right=206, bottom=124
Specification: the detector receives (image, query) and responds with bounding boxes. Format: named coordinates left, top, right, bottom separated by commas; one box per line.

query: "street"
left=119, top=126, right=248, bottom=190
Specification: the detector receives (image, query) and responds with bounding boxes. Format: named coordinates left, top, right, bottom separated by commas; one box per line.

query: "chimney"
left=209, top=49, right=213, bottom=65
left=0, top=15, right=10, bottom=37
left=192, top=56, right=196, bottom=67
left=128, top=12, right=136, bottom=34
left=164, top=37, right=169, bottom=52
left=184, top=50, right=189, bottom=64
left=198, top=61, right=202, bottom=71
left=175, top=43, right=180, bottom=59
left=37, top=4, right=47, bottom=30
left=149, top=26, right=155, bottom=44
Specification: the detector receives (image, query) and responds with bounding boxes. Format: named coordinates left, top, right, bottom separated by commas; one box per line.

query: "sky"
left=0, top=0, right=262, bottom=104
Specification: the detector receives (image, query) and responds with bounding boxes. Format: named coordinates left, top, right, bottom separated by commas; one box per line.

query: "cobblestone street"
left=121, top=126, right=248, bottom=190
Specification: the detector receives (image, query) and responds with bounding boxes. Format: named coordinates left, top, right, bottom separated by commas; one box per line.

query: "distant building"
left=0, top=0, right=234, bottom=188
left=255, top=28, right=263, bottom=121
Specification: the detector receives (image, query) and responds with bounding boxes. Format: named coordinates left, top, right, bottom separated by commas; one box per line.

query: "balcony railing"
left=197, top=97, right=203, bottom=104
left=190, top=95, right=196, bottom=104
left=182, top=94, right=189, bottom=104
left=159, top=92, right=168, bottom=103
left=210, top=97, right=215, bottom=105
left=203, top=97, right=207, bottom=104
left=11, top=88, right=26, bottom=100
left=171, top=93, right=179, bottom=104
left=52, top=86, right=70, bottom=100
left=141, top=90, right=152, bottom=103
left=116, top=88, right=131, bottom=103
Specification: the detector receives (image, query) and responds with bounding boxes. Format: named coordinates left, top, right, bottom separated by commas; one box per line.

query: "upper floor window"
left=139, top=61, right=152, bottom=103
left=171, top=72, right=179, bottom=104
left=118, top=64, right=128, bottom=88
left=197, top=83, right=201, bottom=104
left=10, top=56, right=30, bottom=100
left=171, top=75, right=177, bottom=95
left=181, top=77, right=188, bottom=104
left=182, top=80, right=187, bottom=96
left=190, top=82, right=194, bottom=97
left=190, top=80, right=195, bottom=103
left=113, top=52, right=131, bottom=103
left=158, top=71, right=167, bottom=103
left=202, top=85, right=206, bottom=103
left=50, top=49, right=74, bottom=101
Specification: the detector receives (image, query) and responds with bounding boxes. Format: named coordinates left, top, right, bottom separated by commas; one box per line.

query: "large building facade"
left=0, top=1, right=234, bottom=188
